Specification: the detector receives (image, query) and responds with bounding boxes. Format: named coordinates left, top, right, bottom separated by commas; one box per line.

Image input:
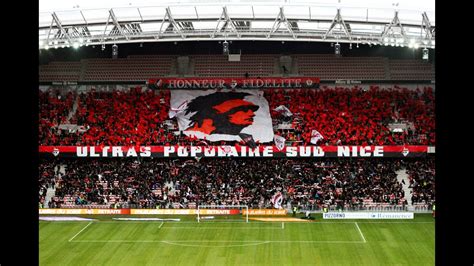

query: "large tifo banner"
left=170, top=89, right=274, bottom=143
left=39, top=146, right=432, bottom=158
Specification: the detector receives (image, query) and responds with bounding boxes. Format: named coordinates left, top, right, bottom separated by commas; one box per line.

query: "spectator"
left=39, top=157, right=434, bottom=210
left=39, top=86, right=435, bottom=146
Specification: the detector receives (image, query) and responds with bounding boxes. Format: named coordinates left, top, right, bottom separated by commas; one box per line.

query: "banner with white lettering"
left=148, top=77, right=320, bottom=89
left=323, top=212, right=414, bottom=219
left=39, top=146, right=431, bottom=158
left=170, top=90, right=274, bottom=143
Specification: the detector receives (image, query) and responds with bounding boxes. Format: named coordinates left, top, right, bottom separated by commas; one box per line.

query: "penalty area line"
left=354, top=222, right=367, bottom=243
left=68, top=222, right=93, bottom=242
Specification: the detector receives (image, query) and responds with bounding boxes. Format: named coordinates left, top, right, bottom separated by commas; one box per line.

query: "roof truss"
left=39, top=4, right=435, bottom=49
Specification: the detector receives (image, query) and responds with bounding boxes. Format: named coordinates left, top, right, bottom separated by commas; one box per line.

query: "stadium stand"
left=296, top=54, right=386, bottom=80
left=40, top=158, right=434, bottom=210
left=266, top=86, right=434, bottom=145
left=82, top=56, right=174, bottom=81
left=39, top=85, right=434, bottom=146
left=39, top=54, right=434, bottom=81
left=388, top=59, right=435, bottom=80
left=39, top=61, right=82, bottom=82
left=39, top=90, right=78, bottom=145
left=406, top=159, right=435, bottom=206
left=192, top=54, right=276, bottom=77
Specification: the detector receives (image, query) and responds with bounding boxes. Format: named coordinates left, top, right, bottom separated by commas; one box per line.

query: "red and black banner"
left=147, top=77, right=320, bottom=89
left=170, top=89, right=274, bottom=143
left=39, top=145, right=432, bottom=158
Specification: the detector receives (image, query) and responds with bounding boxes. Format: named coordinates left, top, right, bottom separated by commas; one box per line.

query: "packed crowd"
left=39, top=158, right=434, bottom=210
left=267, top=86, right=435, bottom=145
left=39, top=159, right=61, bottom=208
left=39, top=90, right=77, bottom=145
left=73, top=88, right=170, bottom=146
left=406, top=159, right=435, bottom=205
left=39, top=86, right=435, bottom=146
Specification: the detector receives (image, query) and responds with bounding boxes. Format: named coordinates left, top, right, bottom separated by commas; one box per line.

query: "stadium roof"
left=39, top=0, right=435, bottom=50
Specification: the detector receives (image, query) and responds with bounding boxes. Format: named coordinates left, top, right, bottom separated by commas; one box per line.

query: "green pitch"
left=40, top=214, right=434, bottom=265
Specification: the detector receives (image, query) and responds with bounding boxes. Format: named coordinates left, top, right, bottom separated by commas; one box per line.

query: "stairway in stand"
left=396, top=168, right=413, bottom=211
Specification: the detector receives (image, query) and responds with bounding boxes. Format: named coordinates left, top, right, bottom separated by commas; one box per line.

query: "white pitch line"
left=161, top=240, right=271, bottom=248
left=282, top=222, right=284, bottom=229
left=354, top=222, right=367, bottom=243
left=72, top=221, right=433, bottom=225
left=159, top=222, right=164, bottom=229
left=68, top=222, right=93, bottom=242
left=153, top=227, right=281, bottom=229
left=338, top=222, right=434, bottom=224
left=70, top=240, right=365, bottom=244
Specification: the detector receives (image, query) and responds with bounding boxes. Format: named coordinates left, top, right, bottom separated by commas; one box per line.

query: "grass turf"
left=40, top=213, right=434, bottom=265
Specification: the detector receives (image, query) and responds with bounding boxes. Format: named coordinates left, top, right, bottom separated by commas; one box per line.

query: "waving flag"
left=271, top=192, right=283, bottom=209
left=274, top=135, right=286, bottom=151
left=310, top=130, right=324, bottom=144
left=239, top=133, right=257, bottom=149
left=170, top=89, right=273, bottom=142
left=274, top=105, right=293, bottom=117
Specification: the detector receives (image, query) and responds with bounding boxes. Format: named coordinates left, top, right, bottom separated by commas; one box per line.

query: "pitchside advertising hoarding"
left=39, top=209, right=287, bottom=215
left=40, top=145, right=432, bottom=158
left=39, top=209, right=129, bottom=215
left=323, top=212, right=414, bottom=219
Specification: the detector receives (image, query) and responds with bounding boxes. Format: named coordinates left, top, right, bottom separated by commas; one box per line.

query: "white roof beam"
left=212, top=7, right=240, bottom=38
left=323, top=9, right=351, bottom=41
left=224, top=7, right=240, bottom=38
left=137, top=8, right=143, bottom=22
left=212, top=9, right=225, bottom=38
left=267, top=10, right=281, bottom=38
left=422, top=12, right=433, bottom=39
left=381, top=11, right=406, bottom=40
left=46, top=19, right=54, bottom=45
left=101, top=13, right=112, bottom=45
left=38, top=4, right=435, bottom=49
left=52, top=12, right=73, bottom=44
left=279, top=7, right=296, bottom=39
left=80, top=11, right=88, bottom=25
left=165, top=7, right=185, bottom=39
left=158, top=12, right=167, bottom=39
left=268, top=7, right=296, bottom=39
left=109, top=9, right=129, bottom=41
